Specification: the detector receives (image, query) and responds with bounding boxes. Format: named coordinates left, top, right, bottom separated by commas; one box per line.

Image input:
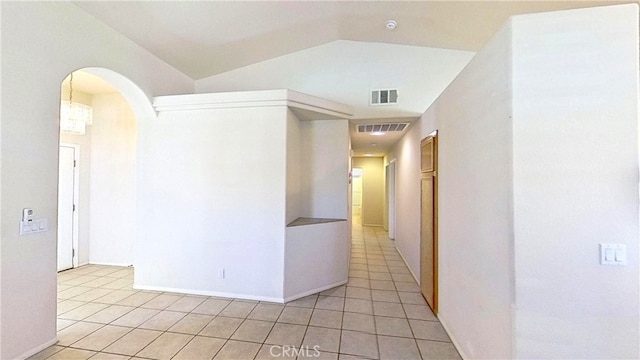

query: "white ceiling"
left=70, top=0, right=634, bottom=157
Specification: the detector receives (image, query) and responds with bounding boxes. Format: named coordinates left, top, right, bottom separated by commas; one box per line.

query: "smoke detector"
left=385, top=20, right=397, bottom=30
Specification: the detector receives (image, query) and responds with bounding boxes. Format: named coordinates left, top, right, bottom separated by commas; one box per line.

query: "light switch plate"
left=600, top=244, right=627, bottom=265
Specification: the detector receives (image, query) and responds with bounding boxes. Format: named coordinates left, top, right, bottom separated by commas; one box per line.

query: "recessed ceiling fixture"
left=385, top=20, right=397, bottom=30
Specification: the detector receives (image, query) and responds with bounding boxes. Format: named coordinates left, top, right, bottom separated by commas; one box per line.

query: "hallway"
left=30, top=226, right=460, bottom=360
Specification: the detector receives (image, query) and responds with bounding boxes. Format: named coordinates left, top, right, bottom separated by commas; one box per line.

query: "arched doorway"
left=57, top=68, right=154, bottom=271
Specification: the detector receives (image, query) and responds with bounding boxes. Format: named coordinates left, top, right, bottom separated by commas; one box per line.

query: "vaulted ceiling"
left=74, top=1, right=631, bottom=80
left=71, top=1, right=634, bottom=156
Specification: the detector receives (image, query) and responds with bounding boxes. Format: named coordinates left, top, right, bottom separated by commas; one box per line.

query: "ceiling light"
left=372, top=131, right=385, bottom=136
left=60, top=72, right=93, bottom=135
left=364, top=153, right=374, bottom=157
left=385, top=20, right=397, bottom=30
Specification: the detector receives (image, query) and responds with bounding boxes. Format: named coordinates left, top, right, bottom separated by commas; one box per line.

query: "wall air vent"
left=357, top=123, right=408, bottom=134
left=370, top=89, right=398, bottom=106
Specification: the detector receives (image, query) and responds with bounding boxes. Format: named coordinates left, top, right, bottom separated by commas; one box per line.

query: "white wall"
left=195, top=40, right=474, bottom=119
left=389, top=4, right=639, bottom=359
left=300, top=120, right=350, bottom=219
left=136, top=105, right=287, bottom=301
left=89, top=93, right=136, bottom=266
left=352, top=157, right=385, bottom=226
left=286, top=110, right=302, bottom=224
left=0, top=2, right=193, bottom=359
left=511, top=5, right=639, bottom=358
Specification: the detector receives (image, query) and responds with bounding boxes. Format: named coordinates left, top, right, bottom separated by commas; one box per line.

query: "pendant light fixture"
left=60, top=72, right=93, bottom=135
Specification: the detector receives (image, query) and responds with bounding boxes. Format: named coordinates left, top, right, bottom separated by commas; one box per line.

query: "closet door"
left=420, top=135, right=437, bottom=312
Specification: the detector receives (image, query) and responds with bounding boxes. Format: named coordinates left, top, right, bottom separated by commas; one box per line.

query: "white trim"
left=283, top=279, right=349, bottom=303
left=88, top=262, right=132, bottom=267
left=394, top=242, right=419, bottom=284
left=133, top=284, right=286, bottom=303
left=13, top=338, right=57, bottom=360
left=59, top=143, right=80, bottom=269
left=438, top=314, right=469, bottom=360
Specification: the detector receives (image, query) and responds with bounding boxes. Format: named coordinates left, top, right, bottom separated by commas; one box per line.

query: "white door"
left=386, top=162, right=396, bottom=240
left=58, top=146, right=76, bottom=271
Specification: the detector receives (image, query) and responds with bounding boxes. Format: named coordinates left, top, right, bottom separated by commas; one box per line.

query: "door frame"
left=420, top=132, right=438, bottom=313
left=59, top=143, right=80, bottom=269
left=386, top=160, right=396, bottom=240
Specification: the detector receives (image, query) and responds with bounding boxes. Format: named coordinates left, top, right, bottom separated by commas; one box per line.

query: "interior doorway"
left=420, top=133, right=438, bottom=313
left=57, top=144, right=78, bottom=271
left=352, top=167, right=364, bottom=225
left=385, top=161, right=396, bottom=240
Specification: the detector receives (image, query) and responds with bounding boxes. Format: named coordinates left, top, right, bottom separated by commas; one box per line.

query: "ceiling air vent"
left=357, top=123, right=408, bottom=134
left=370, top=89, right=398, bottom=106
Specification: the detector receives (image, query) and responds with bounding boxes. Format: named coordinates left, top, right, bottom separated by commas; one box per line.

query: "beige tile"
left=346, top=287, right=372, bottom=300
left=192, top=298, right=231, bottom=315
left=139, top=310, right=187, bottom=331
left=368, top=265, right=389, bottom=273
left=417, top=339, right=462, bottom=360
left=286, top=295, right=317, bottom=308
left=255, top=344, right=298, bottom=359
left=70, top=288, right=115, bottom=302
left=302, top=326, right=340, bottom=353
left=136, top=332, right=193, bottom=360
left=377, top=335, right=420, bottom=360
left=369, top=280, right=395, bottom=291
left=93, top=290, right=138, bottom=304
left=315, top=296, right=344, bottom=311
left=106, top=269, right=133, bottom=278
left=26, top=345, right=64, bottom=360
left=350, top=263, right=368, bottom=271
left=103, top=328, right=162, bottom=356
left=57, top=321, right=103, bottom=346
left=372, top=301, right=405, bottom=318
left=70, top=324, right=131, bottom=351
left=264, top=323, right=306, bottom=347
left=59, top=303, right=109, bottom=321
left=277, top=306, right=312, bottom=325
left=219, top=300, right=256, bottom=318
left=58, top=287, right=93, bottom=300
left=89, top=267, right=124, bottom=277
left=348, top=270, right=369, bottom=279
left=141, top=293, right=183, bottom=310
left=320, top=286, right=346, bottom=297
left=47, top=347, right=96, bottom=360
left=83, top=305, right=135, bottom=324
left=57, top=318, right=77, bottom=331
left=409, top=319, right=450, bottom=341
left=81, top=277, right=120, bottom=288
left=394, top=281, right=420, bottom=293
left=173, top=336, right=225, bottom=360
left=304, top=350, right=338, bottom=359
left=371, top=290, right=400, bottom=303
left=346, top=278, right=370, bottom=289
left=309, top=309, right=342, bottom=329
left=231, top=319, right=274, bottom=343
left=199, top=316, right=242, bottom=339
left=398, top=291, right=427, bottom=305
left=62, top=275, right=101, bottom=286
left=342, top=312, right=375, bottom=334
left=116, top=291, right=160, bottom=307
left=58, top=300, right=86, bottom=315
left=375, top=316, right=413, bottom=337
left=344, top=298, right=373, bottom=315
left=111, top=307, right=160, bottom=327
left=369, top=272, right=392, bottom=281
left=391, top=273, right=415, bottom=282
left=339, top=330, right=378, bottom=359
left=88, top=352, right=130, bottom=360
left=166, top=296, right=206, bottom=312
left=213, top=340, right=261, bottom=360
left=169, top=313, right=214, bottom=335
left=248, top=303, right=284, bottom=322
left=403, top=304, right=437, bottom=321
left=102, top=278, right=134, bottom=290
left=388, top=266, right=410, bottom=274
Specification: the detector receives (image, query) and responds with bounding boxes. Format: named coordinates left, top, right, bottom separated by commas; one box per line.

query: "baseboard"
left=438, top=313, right=469, bottom=360
left=394, top=244, right=419, bottom=284
left=283, top=279, right=348, bottom=303
left=88, top=261, right=133, bottom=267
left=362, top=223, right=384, bottom=227
left=13, top=337, right=57, bottom=360
left=133, top=284, right=285, bottom=303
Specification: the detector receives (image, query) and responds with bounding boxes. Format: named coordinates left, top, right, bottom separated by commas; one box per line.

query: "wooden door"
left=420, top=135, right=438, bottom=312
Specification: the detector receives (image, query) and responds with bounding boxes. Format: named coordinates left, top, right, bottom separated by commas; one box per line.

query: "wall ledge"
left=153, top=89, right=353, bottom=120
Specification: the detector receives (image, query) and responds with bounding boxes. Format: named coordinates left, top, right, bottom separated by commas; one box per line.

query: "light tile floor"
left=30, top=225, right=461, bottom=360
